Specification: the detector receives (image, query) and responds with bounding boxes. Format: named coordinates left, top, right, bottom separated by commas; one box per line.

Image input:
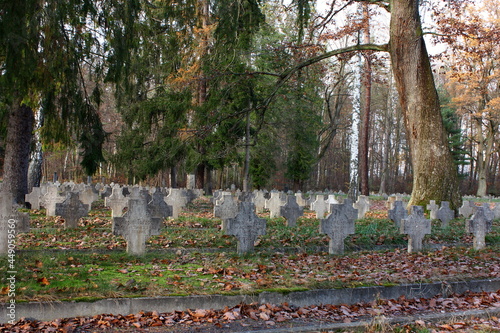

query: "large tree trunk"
left=3, top=103, right=35, bottom=204
left=389, top=0, right=461, bottom=209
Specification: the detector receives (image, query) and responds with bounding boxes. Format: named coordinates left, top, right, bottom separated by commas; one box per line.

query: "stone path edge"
left=1, top=278, right=499, bottom=323
left=239, top=307, right=500, bottom=333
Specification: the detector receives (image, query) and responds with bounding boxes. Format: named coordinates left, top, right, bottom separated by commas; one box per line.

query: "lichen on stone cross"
left=265, top=191, right=285, bottom=218
left=113, top=197, right=162, bottom=255
left=320, top=202, right=357, bottom=255
left=55, top=192, right=89, bottom=229
left=311, top=195, right=327, bottom=219
left=280, top=195, right=304, bottom=227
left=214, top=194, right=238, bottom=231
left=225, top=202, right=266, bottom=255
left=388, top=200, right=408, bottom=229
left=436, top=201, right=454, bottom=228
left=400, top=205, right=431, bottom=253
left=148, top=189, right=172, bottom=220
left=466, top=206, right=493, bottom=250
left=426, top=200, right=439, bottom=220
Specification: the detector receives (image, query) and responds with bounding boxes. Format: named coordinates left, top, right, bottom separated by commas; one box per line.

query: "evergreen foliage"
left=439, top=88, right=469, bottom=175
left=0, top=0, right=106, bottom=175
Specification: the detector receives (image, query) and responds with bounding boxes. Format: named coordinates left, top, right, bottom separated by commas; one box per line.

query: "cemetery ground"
left=1, top=196, right=500, bottom=332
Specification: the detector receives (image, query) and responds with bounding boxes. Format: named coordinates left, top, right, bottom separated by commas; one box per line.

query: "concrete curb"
left=1, top=278, right=499, bottom=323
left=238, top=307, right=500, bottom=333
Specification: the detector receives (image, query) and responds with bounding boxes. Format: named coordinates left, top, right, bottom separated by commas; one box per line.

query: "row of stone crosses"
left=213, top=190, right=498, bottom=255
left=10, top=182, right=496, bottom=257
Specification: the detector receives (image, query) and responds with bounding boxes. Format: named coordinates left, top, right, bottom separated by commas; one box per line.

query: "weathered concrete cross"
left=458, top=200, right=476, bottom=219
left=105, top=186, right=129, bottom=219
left=466, top=206, right=493, bottom=250
left=280, top=195, right=304, bottom=227
left=353, top=195, right=370, bottom=219
left=214, top=194, right=238, bottom=231
left=164, top=189, right=188, bottom=218
left=265, top=191, right=285, bottom=218
left=252, top=190, right=266, bottom=213
left=388, top=200, right=408, bottom=229
left=311, top=195, right=328, bottom=219
left=226, top=202, right=266, bottom=254
left=400, top=205, right=431, bottom=253
left=148, top=188, right=172, bottom=220
left=42, top=185, right=67, bottom=216
left=436, top=201, right=454, bottom=228
left=113, top=197, right=162, bottom=255
left=426, top=200, right=439, bottom=220
left=79, top=186, right=99, bottom=213
left=55, top=192, right=89, bottom=229
left=320, top=202, right=357, bottom=255
left=25, top=187, right=42, bottom=210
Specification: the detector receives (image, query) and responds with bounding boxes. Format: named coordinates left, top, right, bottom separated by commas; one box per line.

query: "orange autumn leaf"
left=38, top=277, right=50, bottom=286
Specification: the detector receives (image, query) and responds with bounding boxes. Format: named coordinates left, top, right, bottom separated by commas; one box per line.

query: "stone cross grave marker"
left=164, top=189, right=188, bottom=218
left=466, top=206, right=493, bottom=250
left=0, top=192, right=30, bottom=254
left=400, top=205, right=431, bottom=253
left=105, top=186, right=129, bottom=219
left=388, top=200, right=408, bottom=229
left=386, top=194, right=405, bottom=210
left=79, top=186, right=99, bottom=213
left=128, top=186, right=141, bottom=199
left=43, top=185, right=67, bottom=216
left=55, top=192, right=89, bottom=228
left=100, top=185, right=112, bottom=199
left=214, top=194, right=239, bottom=231
left=311, top=195, right=328, bottom=219
left=226, top=201, right=266, bottom=254
left=353, top=195, right=370, bottom=219
left=252, top=190, right=266, bottom=213
left=113, top=197, right=162, bottom=255
left=294, top=191, right=309, bottom=209
left=436, top=201, right=454, bottom=228
left=325, top=194, right=339, bottom=207
left=148, top=189, right=172, bottom=220
left=426, top=200, right=439, bottom=220
left=265, top=191, right=285, bottom=218
left=280, top=195, right=304, bottom=227
left=25, top=187, right=42, bottom=210
left=320, top=202, right=357, bottom=255
left=459, top=200, right=476, bottom=219
left=211, top=190, right=223, bottom=204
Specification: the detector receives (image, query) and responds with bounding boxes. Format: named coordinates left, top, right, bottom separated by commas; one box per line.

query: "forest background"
left=1, top=0, right=499, bottom=201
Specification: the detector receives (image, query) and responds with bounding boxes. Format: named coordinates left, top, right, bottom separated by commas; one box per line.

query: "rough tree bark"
left=389, top=0, right=461, bottom=209
left=360, top=3, right=372, bottom=196
left=27, top=109, right=44, bottom=192
left=2, top=103, right=35, bottom=205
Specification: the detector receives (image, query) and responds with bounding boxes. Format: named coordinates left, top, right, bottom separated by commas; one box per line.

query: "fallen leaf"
left=223, top=311, right=235, bottom=321
left=415, top=320, right=426, bottom=326
left=191, top=309, right=207, bottom=318
left=259, top=312, right=270, bottom=321
left=38, top=277, right=50, bottom=286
